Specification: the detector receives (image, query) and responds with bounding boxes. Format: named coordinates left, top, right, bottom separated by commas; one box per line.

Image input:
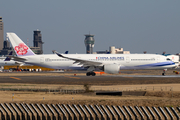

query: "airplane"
left=64, top=51, right=68, bottom=54
left=7, top=32, right=179, bottom=76
left=0, top=52, right=23, bottom=71
left=0, top=59, right=18, bottom=71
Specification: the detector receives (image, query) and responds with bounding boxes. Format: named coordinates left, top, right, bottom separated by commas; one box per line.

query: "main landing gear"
left=162, top=69, right=167, bottom=76
left=86, top=71, right=96, bottom=76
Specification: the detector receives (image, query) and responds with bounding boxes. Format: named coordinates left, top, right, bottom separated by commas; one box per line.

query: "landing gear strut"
left=162, top=69, right=167, bottom=76
left=86, top=72, right=96, bottom=76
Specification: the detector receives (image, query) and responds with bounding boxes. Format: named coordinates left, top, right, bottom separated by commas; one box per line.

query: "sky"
left=0, top=1, right=180, bottom=54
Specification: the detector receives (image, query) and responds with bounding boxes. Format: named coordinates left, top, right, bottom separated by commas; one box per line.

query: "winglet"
left=65, top=51, right=68, bottom=54
left=52, top=50, right=65, bottom=58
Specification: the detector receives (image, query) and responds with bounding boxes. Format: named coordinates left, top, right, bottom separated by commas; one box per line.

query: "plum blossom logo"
left=15, top=43, right=28, bottom=55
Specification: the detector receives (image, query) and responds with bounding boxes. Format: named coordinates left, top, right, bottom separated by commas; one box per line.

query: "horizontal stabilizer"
left=8, top=56, right=27, bottom=62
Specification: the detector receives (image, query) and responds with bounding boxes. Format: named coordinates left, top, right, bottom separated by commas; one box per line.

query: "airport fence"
left=0, top=103, right=180, bottom=120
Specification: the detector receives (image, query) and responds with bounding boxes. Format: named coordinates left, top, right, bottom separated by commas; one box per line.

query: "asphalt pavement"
left=0, top=73, right=180, bottom=85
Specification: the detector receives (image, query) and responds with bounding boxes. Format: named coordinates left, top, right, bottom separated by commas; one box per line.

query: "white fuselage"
left=19, top=54, right=177, bottom=70
left=6, top=32, right=179, bottom=74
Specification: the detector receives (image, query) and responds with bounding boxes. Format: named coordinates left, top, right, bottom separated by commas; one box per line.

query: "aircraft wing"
left=53, top=51, right=102, bottom=66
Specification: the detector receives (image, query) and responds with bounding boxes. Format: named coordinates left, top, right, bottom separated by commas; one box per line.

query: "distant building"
left=94, top=50, right=109, bottom=54
left=29, top=46, right=42, bottom=54
left=84, top=34, right=95, bottom=54
left=0, top=17, right=4, bottom=51
left=95, top=46, right=130, bottom=54
left=0, top=37, right=14, bottom=55
left=110, top=46, right=130, bottom=54
left=0, top=17, right=14, bottom=56
left=33, top=30, right=44, bottom=54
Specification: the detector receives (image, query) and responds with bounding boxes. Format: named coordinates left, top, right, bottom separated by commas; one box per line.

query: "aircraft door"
left=126, top=56, right=130, bottom=63
left=40, top=57, right=44, bottom=63
left=156, top=56, right=160, bottom=62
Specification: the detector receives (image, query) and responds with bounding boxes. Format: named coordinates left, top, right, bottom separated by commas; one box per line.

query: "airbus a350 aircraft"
left=7, top=32, right=179, bottom=76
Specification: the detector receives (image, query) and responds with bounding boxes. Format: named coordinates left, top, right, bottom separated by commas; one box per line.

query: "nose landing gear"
left=86, top=72, right=96, bottom=76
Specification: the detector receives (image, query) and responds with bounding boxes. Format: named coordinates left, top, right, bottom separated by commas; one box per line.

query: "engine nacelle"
left=103, top=64, right=120, bottom=74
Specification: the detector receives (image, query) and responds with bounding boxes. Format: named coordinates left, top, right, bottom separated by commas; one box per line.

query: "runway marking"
left=14, top=96, right=24, bottom=100
left=10, top=77, right=21, bottom=80
left=64, top=76, right=80, bottom=79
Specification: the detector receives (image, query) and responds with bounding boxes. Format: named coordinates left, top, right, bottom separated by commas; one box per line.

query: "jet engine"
left=103, top=64, right=120, bottom=74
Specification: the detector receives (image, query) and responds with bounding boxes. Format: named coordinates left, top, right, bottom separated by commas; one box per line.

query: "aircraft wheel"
left=86, top=72, right=90, bottom=76
left=92, top=72, right=96, bottom=76
left=162, top=73, right=165, bottom=76
left=86, top=72, right=96, bottom=76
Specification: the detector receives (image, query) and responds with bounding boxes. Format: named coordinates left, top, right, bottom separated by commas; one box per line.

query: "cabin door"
left=126, top=56, right=130, bottom=63
left=156, top=56, right=160, bottom=62
left=40, top=57, right=44, bottom=63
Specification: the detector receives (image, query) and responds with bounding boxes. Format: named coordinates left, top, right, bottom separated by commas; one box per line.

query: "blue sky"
left=1, top=1, right=180, bottom=54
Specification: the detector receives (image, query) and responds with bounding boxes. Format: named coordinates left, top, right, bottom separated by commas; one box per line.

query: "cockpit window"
left=166, top=58, right=171, bottom=61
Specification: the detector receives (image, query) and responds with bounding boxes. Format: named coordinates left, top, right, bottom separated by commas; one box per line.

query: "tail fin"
left=65, top=51, right=69, bottom=54
left=7, top=33, right=35, bottom=57
left=4, top=51, right=13, bottom=61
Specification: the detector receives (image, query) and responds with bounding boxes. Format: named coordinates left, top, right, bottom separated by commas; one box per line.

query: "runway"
left=0, top=72, right=180, bottom=85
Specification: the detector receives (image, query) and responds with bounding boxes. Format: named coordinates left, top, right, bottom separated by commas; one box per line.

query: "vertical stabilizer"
left=7, top=33, right=35, bottom=56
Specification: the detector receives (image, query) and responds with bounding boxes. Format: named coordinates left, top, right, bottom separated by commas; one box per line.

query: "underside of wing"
left=75, top=59, right=102, bottom=67
left=54, top=51, right=102, bottom=67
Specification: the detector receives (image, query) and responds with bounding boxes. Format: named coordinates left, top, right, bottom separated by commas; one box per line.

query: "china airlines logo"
left=15, top=43, right=28, bottom=55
